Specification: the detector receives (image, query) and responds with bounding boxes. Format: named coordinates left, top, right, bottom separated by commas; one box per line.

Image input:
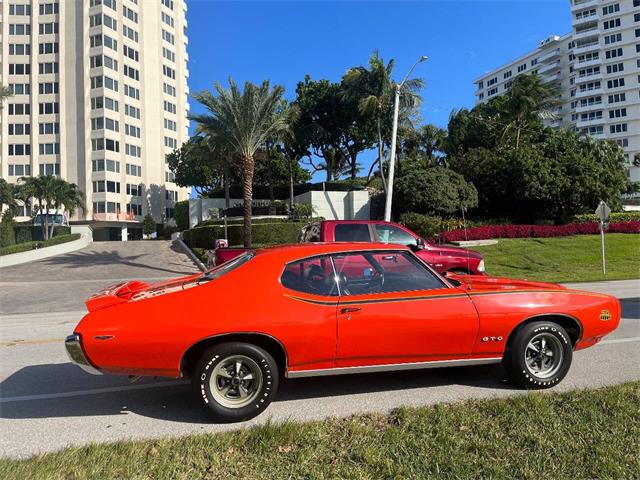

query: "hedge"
left=440, top=222, right=640, bottom=242
left=0, top=233, right=81, bottom=256
left=572, top=211, right=640, bottom=224
left=13, top=225, right=71, bottom=244
left=198, top=217, right=323, bottom=228
left=174, top=200, right=189, bottom=231
left=399, top=213, right=465, bottom=240
left=184, top=222, right=307, bottom=249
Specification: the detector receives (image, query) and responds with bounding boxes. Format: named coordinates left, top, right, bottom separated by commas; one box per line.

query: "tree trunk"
left=223, top=163, right=230, bottom=209
left=288, top=160, right=294, bottom=210
left=377, top=120, right=388, bottom=194
left=242, top=155, right=255, bottom=248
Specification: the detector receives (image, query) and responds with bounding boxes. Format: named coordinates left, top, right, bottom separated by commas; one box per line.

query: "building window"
left=9, top=64, right=31, bottom=75
left=9, top=83, right=31, bottom=95
left=9, top=123, right=31, bottom=135
left=9, top=24, right=32, bottom=35
left=9, top=4, right=32, bottom=15
left=164, top=118, right=177, bottom=131
left=8, top=43, right=31, bottom=55
left=38, top=22, right=59, bottom=35
left=123, top=25, right=139, bottom=43
left=609, top=123, right=628, bottom=134
left=609, top=108, right=627, bottom=119
left=602, top=4, right=620, bottom=15
left=123, top=5, right=139, bottom=23
left=607, top=78, right=625, bottom=89
left=503, top=71, right=512, bottom=80
left=163, top=101, right=176, bottom=114
left=517, top=63, right=526, bottom=73
left=39, top=143, right=60, bottom=155
left=125, top=144, right=142, bottom=157
left=125, top=124, right=141, bottom=138
left=8, top=164, right=32, bottom=177
left=126, top=183, right=142, bottom=196
left=39, top=102, right=60, bottom=114
left=39, top=164, right=61, bottom=176
left=38, top=62, right=59, bottom=74
left=605, top=48, right=623, bottom=59
left=8, top=103, right=31, bottom=115
left=126, top=163, right=142, bottom=176
left=603, top=19, right=621, bottom=30
left=39, top=122, right=60, bottom=134
left=124, top=85, right=140, bottom=100
left=163, top=83, right=176, bottom=97
left=606, top=63, right=624, bottom=74
left=604, top=33, right=622, bottom=45
left=8, top=144, right=31, bottom=156
left=38, top=42, right=59, bottom=54
left=127, top=203, right=143, bottom=216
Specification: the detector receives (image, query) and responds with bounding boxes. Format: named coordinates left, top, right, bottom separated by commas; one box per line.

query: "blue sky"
left=186, top=0, right=572, bottom=179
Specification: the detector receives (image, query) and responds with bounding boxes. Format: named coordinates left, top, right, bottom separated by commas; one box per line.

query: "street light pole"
left=384, top=55, right=428, bottom=222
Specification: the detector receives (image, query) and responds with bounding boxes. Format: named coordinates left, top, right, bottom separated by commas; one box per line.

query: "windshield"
left=34, top=214, right=65, bottom=224
left=198, top=251, right=255, bottom=283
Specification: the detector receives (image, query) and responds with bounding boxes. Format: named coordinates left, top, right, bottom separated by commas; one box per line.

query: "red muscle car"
left=66, top=243, right=620, bottom=422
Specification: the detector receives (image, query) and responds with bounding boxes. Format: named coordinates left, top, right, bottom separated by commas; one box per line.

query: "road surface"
left=0, top=244, right=638, bottom=458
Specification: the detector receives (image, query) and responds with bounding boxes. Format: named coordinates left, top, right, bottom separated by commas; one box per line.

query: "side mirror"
left=416, top=238, right=425, bottom=250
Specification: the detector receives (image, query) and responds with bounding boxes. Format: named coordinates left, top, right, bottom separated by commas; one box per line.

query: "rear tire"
left=503, top=321, right=572, bottom=389
left=193, top=342, right=279, bottom=422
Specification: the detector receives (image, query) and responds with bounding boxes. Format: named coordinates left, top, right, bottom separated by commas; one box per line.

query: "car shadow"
left=0, top=362, right=514, bottom=423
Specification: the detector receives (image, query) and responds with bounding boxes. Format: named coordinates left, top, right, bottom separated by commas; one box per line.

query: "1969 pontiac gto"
left=66, top=243, right=620, bottom=422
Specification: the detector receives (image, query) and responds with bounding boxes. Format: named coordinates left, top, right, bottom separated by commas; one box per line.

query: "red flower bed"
left=440, top=221, right=640, bottom=242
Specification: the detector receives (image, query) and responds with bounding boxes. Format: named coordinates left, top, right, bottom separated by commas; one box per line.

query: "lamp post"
left=384, top=55, right=428, bottom=222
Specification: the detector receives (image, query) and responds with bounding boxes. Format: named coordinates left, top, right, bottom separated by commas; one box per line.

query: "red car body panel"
left=213, top=220, right=485, bottom=275
left=72, top=243, right=620, bottom=379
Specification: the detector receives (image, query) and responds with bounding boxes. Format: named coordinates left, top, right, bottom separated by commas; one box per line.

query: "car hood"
left=427, top=244, right=483, bottom=259
left=85, top=273, right=202, bottom=312
left=447, top=274, right=567, bottom=293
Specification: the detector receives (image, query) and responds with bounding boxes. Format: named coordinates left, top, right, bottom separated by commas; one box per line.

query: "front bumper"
left=65, top=334, right=102, bottom=375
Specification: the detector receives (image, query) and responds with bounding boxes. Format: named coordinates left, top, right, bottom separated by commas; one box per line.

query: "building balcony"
left=541, top=72, right=562, bottom=83
left=92, top=212, right=139, bottom=222
left=575, top=102, right=603, bottom=113
left=573, top=27, right=600, bottom=41
left=575, top=72, right=603, bottom=83
left=576, top=117, right=605, bottom=128
left=538, top=48, right=562, bottom=63
left=572, top=13, right=599, bottom=28
left=571, top=0, right=599, bottom=11
left=538, top=61, right=562, bottom=74
left=575, top=86, right=603, bottom=98
left=573, top=42, right=600, bottom=55
left=575, top=58, right=601, bottom=68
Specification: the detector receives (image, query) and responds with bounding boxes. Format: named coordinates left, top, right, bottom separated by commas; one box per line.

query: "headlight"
left=477, top=260, right=485, bottom=272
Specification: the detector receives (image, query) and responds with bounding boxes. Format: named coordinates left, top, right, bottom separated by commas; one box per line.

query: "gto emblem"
left=481, top=336, right=503, bottom=343
left=599, top=309, right=611, bottom=321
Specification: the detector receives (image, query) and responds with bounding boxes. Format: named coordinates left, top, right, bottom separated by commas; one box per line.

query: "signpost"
left=595, top=201, right=611, bottom=275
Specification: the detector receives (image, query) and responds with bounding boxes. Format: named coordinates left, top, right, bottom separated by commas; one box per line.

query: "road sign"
left=595, top=201, right=611, bottom=223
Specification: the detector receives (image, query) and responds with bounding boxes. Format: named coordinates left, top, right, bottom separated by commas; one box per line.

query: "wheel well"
left=180, top=333, right=287, bottom=379
left=505, top=314, right=582, bottom=350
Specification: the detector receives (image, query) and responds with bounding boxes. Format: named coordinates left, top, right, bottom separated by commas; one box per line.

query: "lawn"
left=1, top=382, right=638, bottom=479
left=473, top=234, right=640, bottom=283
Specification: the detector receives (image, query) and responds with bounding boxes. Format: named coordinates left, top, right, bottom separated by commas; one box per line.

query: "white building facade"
left=474, top=0, right=640, bottom=182
left=0, top=0, right=190, bottom=225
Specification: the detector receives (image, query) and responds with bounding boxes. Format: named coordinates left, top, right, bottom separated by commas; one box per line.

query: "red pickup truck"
left=212, top=220, right=485, bottom=275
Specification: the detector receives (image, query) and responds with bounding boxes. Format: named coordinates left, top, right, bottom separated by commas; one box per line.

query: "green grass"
left=1, top=382, right=638, bottom=479
left=474, top=234, right=640, bottom=283
left=0, top=234, right=81, bottom=256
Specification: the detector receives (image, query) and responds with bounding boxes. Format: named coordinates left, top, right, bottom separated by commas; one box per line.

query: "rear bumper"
left=65, top=334, right=102, bottom=375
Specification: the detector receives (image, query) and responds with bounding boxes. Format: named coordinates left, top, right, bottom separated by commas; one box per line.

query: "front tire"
left=193, top=342, right=279, bottom=422
left=503, top=321, right=573, bottom=389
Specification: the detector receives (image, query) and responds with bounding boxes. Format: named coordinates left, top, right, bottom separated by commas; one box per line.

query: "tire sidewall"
left=194, top=342, right=279, bottom=422
left=509, top=322, right=573, bottom=389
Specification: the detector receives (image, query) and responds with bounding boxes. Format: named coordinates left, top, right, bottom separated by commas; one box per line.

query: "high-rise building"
left=0, top=0, right=190, bottom=235
left=474, top=0, right=640, bottom=182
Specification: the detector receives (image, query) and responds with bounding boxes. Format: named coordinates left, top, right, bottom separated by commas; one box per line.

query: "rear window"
left=334, top=224, right=372, bottom=242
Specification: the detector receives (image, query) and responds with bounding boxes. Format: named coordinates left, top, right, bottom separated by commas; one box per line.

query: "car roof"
left=254, top=242, right=410, bottom=262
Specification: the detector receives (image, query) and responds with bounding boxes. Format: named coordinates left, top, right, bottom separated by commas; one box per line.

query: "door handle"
left=340, top=307, right=361, bottom=314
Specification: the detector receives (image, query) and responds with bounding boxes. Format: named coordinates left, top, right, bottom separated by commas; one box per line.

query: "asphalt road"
left=0, top=243, right=638, bottom=459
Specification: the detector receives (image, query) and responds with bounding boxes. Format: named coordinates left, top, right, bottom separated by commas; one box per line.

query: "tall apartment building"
left=0, top=0, right=190, bottom=236
left=474, top=0, right=640, bottom=182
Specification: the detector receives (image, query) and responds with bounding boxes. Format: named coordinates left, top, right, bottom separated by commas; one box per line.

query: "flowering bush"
left=440, top=221, right=640, bottom=242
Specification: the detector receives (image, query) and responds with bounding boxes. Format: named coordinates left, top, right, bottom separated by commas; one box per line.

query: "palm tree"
left=501, top=74, right=560, bottom=148
left=0, top=85, right=11, bottom=108
left=343, top=51, right=424, bottom=190
left=191, top=79, right=288, bottom=247
left=0, top=179, right=18, bottom=214
left=18, top=176, right=84, bottom=239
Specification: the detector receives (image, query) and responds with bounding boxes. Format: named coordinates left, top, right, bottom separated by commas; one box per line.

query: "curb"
left=0, top=233, right=93, bottom=268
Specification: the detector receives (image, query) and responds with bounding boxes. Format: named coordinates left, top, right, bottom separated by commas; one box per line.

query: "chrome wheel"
left=524, top=333, right=564, bottom=379
left=210, top=355, right=263, bottom=408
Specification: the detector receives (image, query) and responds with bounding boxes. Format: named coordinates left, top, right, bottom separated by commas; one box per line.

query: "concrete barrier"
left=0, top=230, right=93, bottom=268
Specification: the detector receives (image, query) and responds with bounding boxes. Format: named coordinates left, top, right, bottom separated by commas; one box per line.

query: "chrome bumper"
left=65, top=334, right=102, bottom=375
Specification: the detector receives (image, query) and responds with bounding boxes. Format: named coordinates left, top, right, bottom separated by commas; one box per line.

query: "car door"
left=332, top=251, right=479, bottom=368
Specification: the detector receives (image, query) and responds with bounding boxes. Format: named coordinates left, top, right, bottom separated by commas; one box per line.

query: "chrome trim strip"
left=286, top=357, right=502, bottom=378
left=65, top=334, right=102, bottom=375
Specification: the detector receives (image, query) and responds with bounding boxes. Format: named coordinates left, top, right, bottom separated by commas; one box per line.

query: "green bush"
left=185, top=222, right=307, bottom=248
left=174, top=200, right=189, bottom=231
left=0, top=212, right=16, bottom=247
left=572, top=211, right=640, bottom=224
left=399, top=213, right=464, bottom=240
left=13, top=225, right=71, bottom=243
left=291, top=203, right=314, bottom=220
left=142, top=214, right=156, bottom=236
left=0, top=233, right=81, bottom=256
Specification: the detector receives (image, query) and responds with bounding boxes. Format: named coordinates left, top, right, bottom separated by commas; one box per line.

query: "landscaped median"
left=1, top=382, right=638, bottom=479
left=0, top=233, right=80, bottom=256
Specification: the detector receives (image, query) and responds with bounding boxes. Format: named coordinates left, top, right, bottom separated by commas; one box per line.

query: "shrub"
left=174, top=200, right=190, bottom=231
left=13, top=225, right=71, bottom=243
left=572, top=211, right=640, bottom=224
left=400, top=213, right=466, bottom=240
left=185, top=222, right=308, bottom=248
left=440, top=222, right=640, bottom=242
left=142, top=214, right=156, bottom=236
left=291, top=203, right=313, bottom=220
left=0, top=233, right=81, bottom=256
left=0, top=211, right=16, bottom=247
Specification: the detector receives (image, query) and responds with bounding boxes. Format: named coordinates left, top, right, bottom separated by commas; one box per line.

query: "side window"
left=374, top=224, right=417, bottom=246
left=281, top=256, right=337, bottom=296
left=332, top=251, right=445, bottom=296
left=334, top=224, right=372, bottom=242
